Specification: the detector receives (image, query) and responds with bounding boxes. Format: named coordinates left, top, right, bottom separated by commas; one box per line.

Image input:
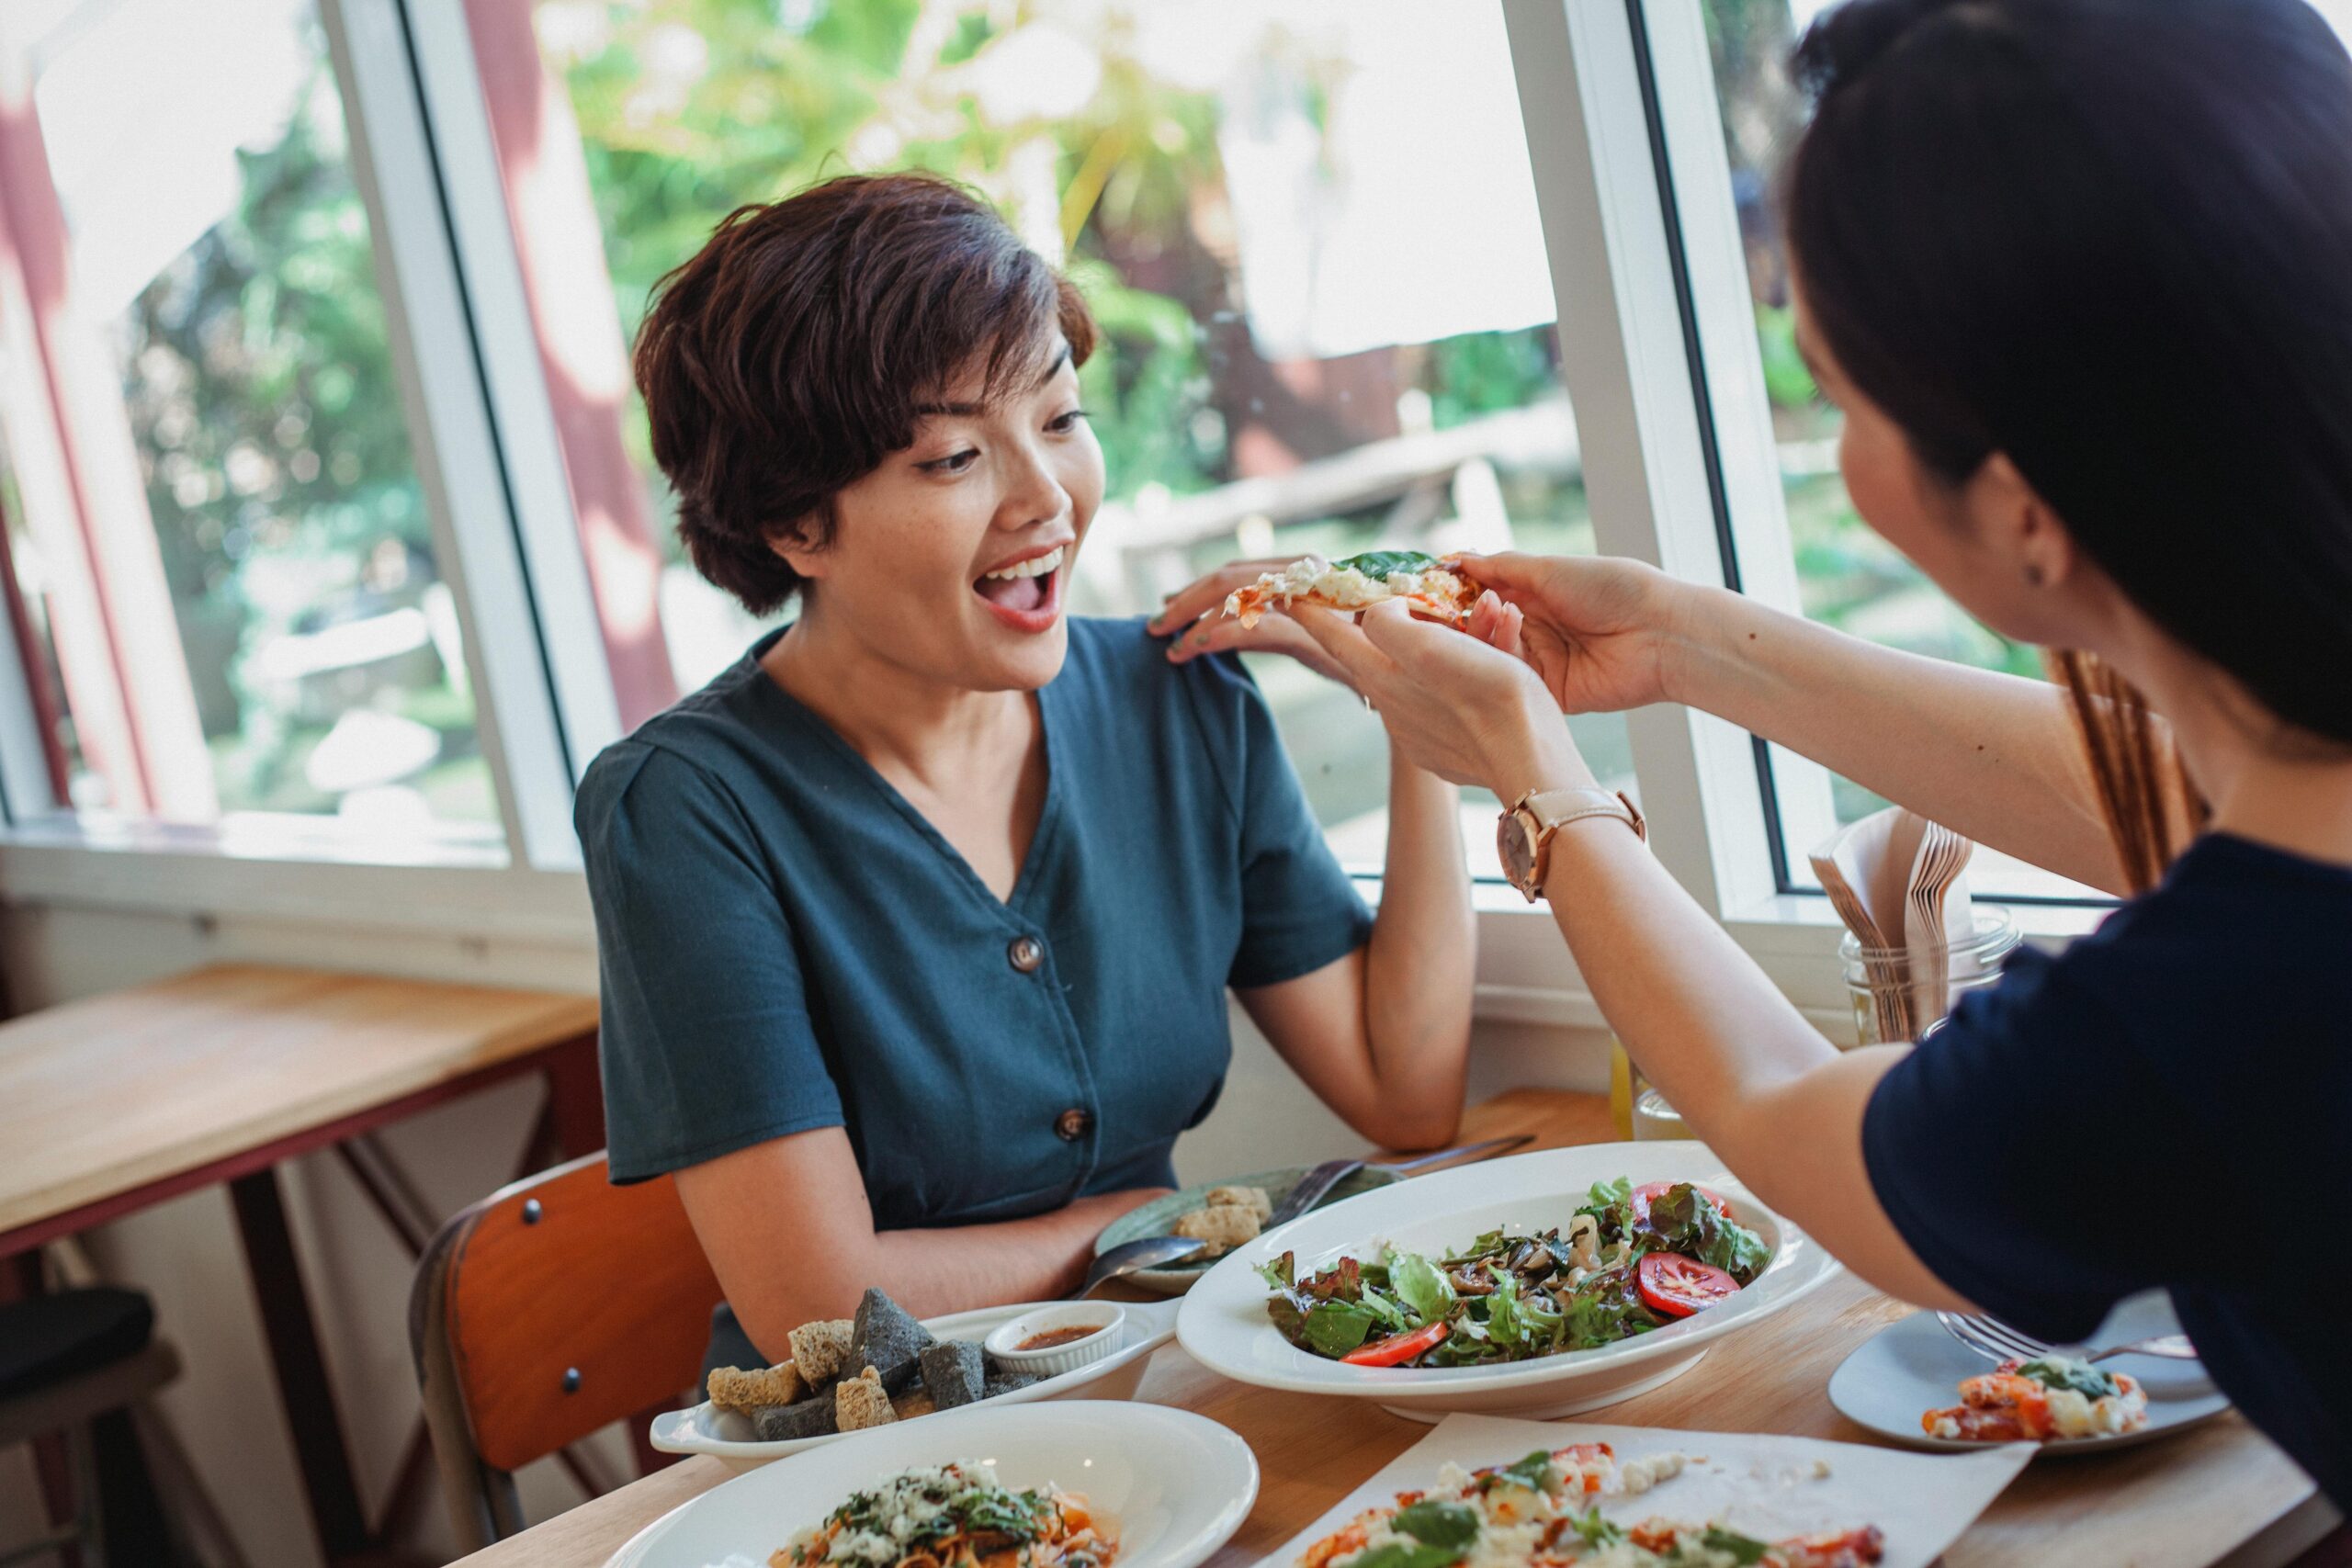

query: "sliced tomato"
left=1629, top=1180, right=1735, bottom=1223
left=1635, top=1252, right=1738, bottom=1318
left=1340, top=1319, right=1451, bottom=1366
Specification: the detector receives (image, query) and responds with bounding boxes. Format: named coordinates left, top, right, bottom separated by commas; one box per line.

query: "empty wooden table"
left=0, top=963, right=604, bottom=1567
left=443, top=1088, right=2333, bottom=1568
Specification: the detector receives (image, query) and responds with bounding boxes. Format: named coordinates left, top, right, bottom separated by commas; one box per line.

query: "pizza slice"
left=1921, top=1356, right=2148, bottom=1441
left=1223, top=550, right=1478, bottom=629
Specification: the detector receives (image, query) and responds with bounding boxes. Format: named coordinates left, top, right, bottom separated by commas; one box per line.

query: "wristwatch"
left=1497, top=787, right=1646, bottom=902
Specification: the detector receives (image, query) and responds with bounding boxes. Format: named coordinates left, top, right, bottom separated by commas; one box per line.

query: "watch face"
left=1498, top=811, right=1539, bottom=890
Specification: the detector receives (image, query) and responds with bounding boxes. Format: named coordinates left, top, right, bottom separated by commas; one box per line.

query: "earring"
left=2024, top=563, right=2046, bottom=587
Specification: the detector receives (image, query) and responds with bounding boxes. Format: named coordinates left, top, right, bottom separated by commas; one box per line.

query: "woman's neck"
left=2116, top=624, right=2352, bottom=868
left=762, top=606, right=1030, bottom=793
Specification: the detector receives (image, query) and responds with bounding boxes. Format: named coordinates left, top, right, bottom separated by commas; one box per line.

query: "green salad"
left=1260, top=1178, right=1770, bottom=1369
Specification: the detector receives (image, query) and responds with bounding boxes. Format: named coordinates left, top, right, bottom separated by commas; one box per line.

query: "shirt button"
left=1008, top=935, right=1045, bottom=974
left=1055, top=1107, right=1091, bottom=1143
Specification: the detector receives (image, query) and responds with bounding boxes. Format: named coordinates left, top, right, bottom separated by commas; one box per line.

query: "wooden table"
left=450, top=1089, right=2333, bottom=1568
left=0, top=963, right=605, bottom=1567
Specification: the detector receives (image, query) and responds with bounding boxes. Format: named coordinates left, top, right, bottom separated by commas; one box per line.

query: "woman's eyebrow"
left=910, top=345, right=1071, bottom=419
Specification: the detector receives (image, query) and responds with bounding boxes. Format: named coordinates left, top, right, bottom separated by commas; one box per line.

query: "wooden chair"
left=410, top=1152, right=724, bottom=1551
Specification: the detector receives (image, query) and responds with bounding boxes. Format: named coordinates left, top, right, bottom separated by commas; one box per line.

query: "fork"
left=1937, top=1310, right=2198, bottom=1365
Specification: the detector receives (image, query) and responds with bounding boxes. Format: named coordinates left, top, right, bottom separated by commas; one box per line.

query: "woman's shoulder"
left=574, top=660, right=777, bottom=843
left=1062, top=614, right=1258, bottom=711
left=2008, top=830, right=2352, bottom=1055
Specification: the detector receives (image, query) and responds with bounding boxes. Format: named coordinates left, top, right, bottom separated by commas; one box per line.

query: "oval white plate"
left=1829, top=1299, right=2230, bottom=1456
left=652, top=1297, right=1179, bottom=1472
left=1177, top=1143, right=1838, bottom=1421
left=607, top=1402, right=1257, bottom=1568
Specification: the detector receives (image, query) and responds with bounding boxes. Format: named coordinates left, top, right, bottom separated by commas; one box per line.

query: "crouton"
left=920, top=1340, right=988, bottom=1410
left=751, top=1394, right=836, bottom=1443
left=848, top=1288, right=933, bottom=1392
left=786, top=1318, right=854, bottom=1389
left=1172, top=1202, right=1261, bottom=1255
left=834, top=1365, right=899, bottom=1432
left=707, top=1361, right=804, bottom=1416
left=1204, top=1185, right=1273, bottom=1222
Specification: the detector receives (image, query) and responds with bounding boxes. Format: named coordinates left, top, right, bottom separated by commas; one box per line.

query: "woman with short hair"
left=1211, top=0, right=2352, bottom=1501
left=576, top=172, right=1476, bottom=1368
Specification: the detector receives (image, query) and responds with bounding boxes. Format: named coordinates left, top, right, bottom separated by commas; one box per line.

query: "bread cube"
left=707, top=1361, right=804, bottom=1416
left=834, top=1364, right=899, bottom=1432
left=786, top=1318, right=854, bottom=1389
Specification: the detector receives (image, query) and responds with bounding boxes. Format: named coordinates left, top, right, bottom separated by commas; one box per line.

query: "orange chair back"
left=411, top=1151, right=724, bottom=1546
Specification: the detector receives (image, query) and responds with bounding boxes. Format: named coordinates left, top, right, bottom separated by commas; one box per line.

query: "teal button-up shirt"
left=576, top=617, right=1372, bottom=1230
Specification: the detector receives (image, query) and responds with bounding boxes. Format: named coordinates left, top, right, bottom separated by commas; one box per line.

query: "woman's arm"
left=1235, top=746, right=1474, bottom=1152
left=674, top=1128, right=1168, bottom=1360
left=1288, top=600, right=1973, bottom=1309
left=1465, top=554, right=2131, bottom=896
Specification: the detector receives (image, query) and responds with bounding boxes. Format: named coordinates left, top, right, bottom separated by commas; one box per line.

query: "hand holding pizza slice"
left=1223, top=549, right=1479, bottom=629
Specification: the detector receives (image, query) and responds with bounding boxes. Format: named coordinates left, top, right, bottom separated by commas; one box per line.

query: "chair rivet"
left=561, top=1367, right=581, bottom=1393
left=523, top=1199, right=542, bottom=1225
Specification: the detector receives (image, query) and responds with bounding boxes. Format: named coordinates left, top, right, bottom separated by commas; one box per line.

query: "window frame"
left=0, top=0, right=2101, bottom=1032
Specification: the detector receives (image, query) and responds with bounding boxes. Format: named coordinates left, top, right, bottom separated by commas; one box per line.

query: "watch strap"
left=1516, top=787, right=1647, bottom=845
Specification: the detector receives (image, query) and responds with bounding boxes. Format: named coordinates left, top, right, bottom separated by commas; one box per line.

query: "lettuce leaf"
left=1387, top=1250, right=1457, bottom=1326
left=1334, top=549, right=1444, bottom=581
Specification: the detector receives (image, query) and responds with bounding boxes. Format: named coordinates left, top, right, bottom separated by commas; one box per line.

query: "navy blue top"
left=576, top=617, right=1372, bottom=1230
left=1865, top=833, right=2352, bottom=1502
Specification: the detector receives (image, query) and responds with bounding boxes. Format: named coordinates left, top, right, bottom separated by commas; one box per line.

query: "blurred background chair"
left=0, top=1286, right=181, bottom=1567
left=409, top=1153, right=722, bottom=1552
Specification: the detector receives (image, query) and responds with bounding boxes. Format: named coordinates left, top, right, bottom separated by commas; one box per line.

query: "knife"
left=1265, top=1133, right=1536, bottom=1230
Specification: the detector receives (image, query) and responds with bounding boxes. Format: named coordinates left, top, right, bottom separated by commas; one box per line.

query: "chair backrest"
left=411, top=1151, right=724, bottom=1549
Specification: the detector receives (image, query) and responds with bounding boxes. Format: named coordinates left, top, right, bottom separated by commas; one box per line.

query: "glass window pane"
left=1700, top=0, right=2100, bottom=901
left=533, top=0, right=1628, bottom=873
left=0, top=0, right=498, bottom=847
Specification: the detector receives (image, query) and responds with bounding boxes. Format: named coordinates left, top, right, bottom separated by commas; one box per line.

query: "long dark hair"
left=1788, top=0, right=2352, bottom=881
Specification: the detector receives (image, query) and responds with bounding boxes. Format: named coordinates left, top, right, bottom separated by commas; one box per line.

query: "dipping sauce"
left=1017, top=1325, right=1103, bottom=1351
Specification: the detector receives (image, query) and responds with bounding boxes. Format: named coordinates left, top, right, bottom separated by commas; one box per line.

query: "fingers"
left=1288, top=604, right=1396, bottom=690
left=1448, top=551, right=1548, bottom=592
left=1146, top=558, right=1295, bottom=637
left=1167, top=611, right=1353, bottom=686
left=1464, top=590, right=1521, bottom=657
left=1354, top=597, right=1465, bottom=668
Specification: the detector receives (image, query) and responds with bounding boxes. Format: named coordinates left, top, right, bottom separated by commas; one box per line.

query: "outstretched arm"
left=1284, top=600, right=1974, bottom=1311
left=1462, top=554, right=2130, bottom=896
left=1152, top=562, right=1475, bottom=1153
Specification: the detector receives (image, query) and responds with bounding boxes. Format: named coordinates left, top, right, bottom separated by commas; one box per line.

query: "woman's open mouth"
left=974, top=544, right=1067, bottom=633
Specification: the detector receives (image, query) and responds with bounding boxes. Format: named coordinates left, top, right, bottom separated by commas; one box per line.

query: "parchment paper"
left=1256, top=1413, right=2034, bottom=1568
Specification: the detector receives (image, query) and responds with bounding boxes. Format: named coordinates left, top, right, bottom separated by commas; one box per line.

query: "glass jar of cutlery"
left=1840, top=908, right=2019, bottom=1048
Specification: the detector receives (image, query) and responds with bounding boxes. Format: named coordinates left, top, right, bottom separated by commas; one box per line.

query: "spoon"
left=1079, top=1235, right=1204, bottom=1297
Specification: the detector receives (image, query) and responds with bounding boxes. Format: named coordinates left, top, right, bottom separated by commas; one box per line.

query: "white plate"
left=1829, top=1298, right=2231, bottom=1455
left=652, top=1297, right=1180, bottom=1472
left=1176, top=1142, right=1838, bottom=1421
left=606, top=1402, right=1257, bottom=1568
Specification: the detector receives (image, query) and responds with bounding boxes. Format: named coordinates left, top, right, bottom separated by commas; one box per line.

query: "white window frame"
left=0, top=0, right=2104, bottom=1031
left=0, top=0, right=609, bottom=920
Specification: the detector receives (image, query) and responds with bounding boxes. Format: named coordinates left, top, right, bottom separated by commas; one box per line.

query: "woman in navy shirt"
left=576, top=174, right=1476, bottom=1365
left=1226, top=0, right=2352, bottom=1504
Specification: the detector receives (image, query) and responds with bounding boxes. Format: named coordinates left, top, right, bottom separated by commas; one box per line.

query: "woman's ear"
left=767, top=516, right=828, bottom=581
left=1975, top=453, right=2076, bottom=591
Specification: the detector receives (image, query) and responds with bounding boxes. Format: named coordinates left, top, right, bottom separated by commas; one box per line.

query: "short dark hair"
left=1788, top=0, right=2352, bottom=746
left=632, top=173, right=1098, bottom=615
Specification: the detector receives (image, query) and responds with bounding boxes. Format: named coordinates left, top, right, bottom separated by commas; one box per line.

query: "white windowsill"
left=0, top=822, right=2106, bottom=1021
left=0, top=813, right=594, bottom=943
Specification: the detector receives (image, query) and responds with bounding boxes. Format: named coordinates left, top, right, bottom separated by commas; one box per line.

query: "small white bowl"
left=982, top=1302, right=1125, bottom=1377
